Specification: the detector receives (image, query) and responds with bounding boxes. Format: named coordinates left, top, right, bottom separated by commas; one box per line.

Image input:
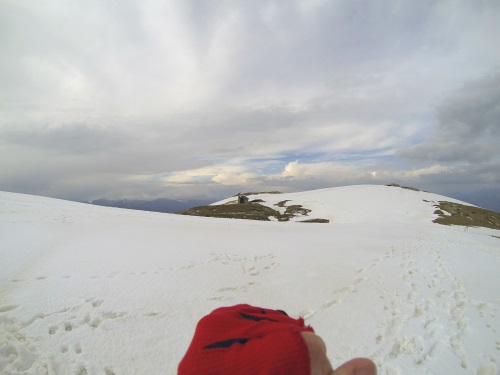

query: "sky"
left=1, top=0, right=500, bottom=203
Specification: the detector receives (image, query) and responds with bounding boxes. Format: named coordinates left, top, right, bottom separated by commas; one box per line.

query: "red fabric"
left=178, top=304, right=314, bottom=375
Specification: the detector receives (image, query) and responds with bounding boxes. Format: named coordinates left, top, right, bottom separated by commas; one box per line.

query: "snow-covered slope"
left=214, top=185, right=474, bottom=223
left=1, top=186, right=499, bottom=374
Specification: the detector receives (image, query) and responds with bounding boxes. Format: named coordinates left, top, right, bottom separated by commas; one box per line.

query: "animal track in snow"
left=372, top=241, right=471, bottom=369
left=75, top=365, right=88, bottom=375
left=6, top=296, right=128, bottom=373
left=207, top=253, right=278, bottom=301
left=40, top=297, right=127, bottom=335
left=55, top=336, right=114, bottom=374
left=247, top=266, right=260, bottom=276
left=385, top=247, right=396, bottom=259
left=64, top=321, right=74, bottom=331
left=74, top=343, right=82, bottom=354
left=322, top=259, right=377, bottom=313
left=370, top=260, right=381, bottom=269
left=379, top=239, right=495, bottom=371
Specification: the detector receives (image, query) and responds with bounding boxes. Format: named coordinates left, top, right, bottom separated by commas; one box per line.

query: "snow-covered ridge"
left=214, top=185, right=474, bottom=223
left=0, top=186, right=499, bottom=374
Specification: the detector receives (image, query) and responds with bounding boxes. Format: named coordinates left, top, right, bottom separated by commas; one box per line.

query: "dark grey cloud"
left=2, top=124, right=126, bottom=155
left=399, top=69, right=500, bottom=163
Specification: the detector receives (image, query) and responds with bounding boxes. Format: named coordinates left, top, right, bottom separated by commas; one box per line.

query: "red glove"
left=178, top=304, right=315, bottom=375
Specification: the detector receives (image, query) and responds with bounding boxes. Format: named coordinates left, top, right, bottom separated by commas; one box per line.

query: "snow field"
left=0, top=186, right=499, bottom=374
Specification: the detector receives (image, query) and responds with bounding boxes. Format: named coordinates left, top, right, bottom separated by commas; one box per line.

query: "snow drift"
left=0, top=185, right=499, bottom=374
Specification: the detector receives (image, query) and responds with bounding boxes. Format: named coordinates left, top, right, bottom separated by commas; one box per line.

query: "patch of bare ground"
left=299, top=218, right=330, bottom=223
left=177, top=201, right=329, bottom=223
left=387, top=183, right=422, bottom=192
left=275, top=200, right=291, bottom=207
left=177, top=204, right=280, bottom=221
left=432, top=201, right=500, bottom=231
left=233, top=191, right=283, bottom=196
left=277, top=204, right=312, bottom=222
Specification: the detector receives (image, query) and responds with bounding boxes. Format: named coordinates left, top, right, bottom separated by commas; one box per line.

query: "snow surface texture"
left=1, top=185, right=499, bottom=375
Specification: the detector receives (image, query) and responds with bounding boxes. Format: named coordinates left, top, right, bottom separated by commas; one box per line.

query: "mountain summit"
left=179, top=185, right=500, bottom=230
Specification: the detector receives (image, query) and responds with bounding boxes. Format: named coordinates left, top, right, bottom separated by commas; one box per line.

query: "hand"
left=301, top=332, right=376, bottom=375
left=178, top=304, right=377, bottom=375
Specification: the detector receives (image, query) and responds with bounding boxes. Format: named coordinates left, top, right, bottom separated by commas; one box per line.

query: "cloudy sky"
left=1, top=0, right=499, bottom=204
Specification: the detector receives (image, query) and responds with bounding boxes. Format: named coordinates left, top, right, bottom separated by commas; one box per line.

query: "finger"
left=300, top=332, right=334, bottom=375
left=331, top=358, right=377, bottom=375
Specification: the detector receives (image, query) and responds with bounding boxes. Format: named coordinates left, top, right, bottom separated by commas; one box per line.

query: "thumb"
left=331, top=358, right=377, bottom=375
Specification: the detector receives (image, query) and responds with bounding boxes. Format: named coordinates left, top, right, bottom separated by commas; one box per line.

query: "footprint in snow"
left=207, top=296, right=233, bottom=301
left=91, top=299, right=104, bottom=308
left=321, top=299, right=342, bottom=309
left=75, top=365, right=88, bottom=375
left=0, top=305, right=19, bottom=313
left=354, top=277, right=367, bottom=285
left=335, top=285, right=357, bottom=294
left=298, top=309, right=315, bottom=320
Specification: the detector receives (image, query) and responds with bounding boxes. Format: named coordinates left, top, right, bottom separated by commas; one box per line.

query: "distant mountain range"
left=85, top=198, right=214, bottom=214
left=451, top=188, right=500, bottom=213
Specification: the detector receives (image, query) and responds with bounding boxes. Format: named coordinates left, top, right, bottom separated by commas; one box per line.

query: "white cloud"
left=212, top=172, right=258, bottom=187
left=400, top=165, right=452, bottom=179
